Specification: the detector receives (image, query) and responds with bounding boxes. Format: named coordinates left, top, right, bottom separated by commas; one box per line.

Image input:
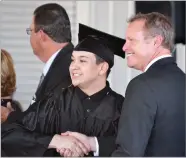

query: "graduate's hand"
left=49, top=134, right=89, bottom=157
left=61, top=131, right=96, bottom=152
left=1, top=102, right=14, bottom=123
left=57, top=148, right=84, bottom=157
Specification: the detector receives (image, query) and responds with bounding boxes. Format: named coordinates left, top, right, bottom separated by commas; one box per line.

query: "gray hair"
left=128, top=12, right=175, bottom=52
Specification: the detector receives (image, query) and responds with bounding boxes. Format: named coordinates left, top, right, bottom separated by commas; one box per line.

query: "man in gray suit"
left=112, top=12, right=185, bottom=156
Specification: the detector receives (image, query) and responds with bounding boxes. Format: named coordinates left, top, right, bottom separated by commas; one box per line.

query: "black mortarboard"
left=74, top=23, right=125, bottom=68
left=74, top=36, right=114, bottom=68
left=78, top=23, right=125, bottom=58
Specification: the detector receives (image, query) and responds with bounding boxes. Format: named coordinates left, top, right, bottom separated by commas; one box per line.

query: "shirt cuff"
left=93, top=137, right=99, bottom=156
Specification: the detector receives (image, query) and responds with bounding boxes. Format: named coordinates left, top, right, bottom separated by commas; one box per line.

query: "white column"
left=176, top=44, right=186, bottom=73
left=107, top=1, right=114, bottom=88
left=76, top=1, right=92, bottom=45
left=76, top=1, right=91, bottom=25
left=125, top=1, right=137, bottom=85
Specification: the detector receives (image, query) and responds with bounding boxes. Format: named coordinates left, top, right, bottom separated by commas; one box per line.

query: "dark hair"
left=34, top=3, right=71, bottom=43
left=95, top=55, right=111, bottom=78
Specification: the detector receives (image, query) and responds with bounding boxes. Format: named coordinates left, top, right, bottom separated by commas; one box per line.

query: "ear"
left=154, top=35, right=164, bottom=48
left=39, top=30, right=48, bottom=42
left=99, top=62, right=109, bottom=76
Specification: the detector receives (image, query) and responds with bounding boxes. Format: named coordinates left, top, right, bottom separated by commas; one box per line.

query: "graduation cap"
left=74, top=23, right=125, bottom=68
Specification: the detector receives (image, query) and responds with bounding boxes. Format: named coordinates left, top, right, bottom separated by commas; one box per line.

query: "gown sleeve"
left=1, top=122, right=53, bottom=156
left=1, top=87, right=70, bottom=156
left=21, top=87, right=71, bottom=134
left=97, top=92, right=124, bottom=156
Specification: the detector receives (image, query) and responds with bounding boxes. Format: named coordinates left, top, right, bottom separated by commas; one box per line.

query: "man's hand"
left=57, top=148, right=78, bottom=157
left=61, top=131, right=96, bottom=154
left=1, top=102, right=14, bottom=123
left=49, top=134, right=90, bottom=157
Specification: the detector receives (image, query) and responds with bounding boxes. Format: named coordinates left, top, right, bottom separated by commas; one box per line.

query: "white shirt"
left=94, top=137, right=99, bottom=156
left=43, top=49, right=61, bottom=76
left=144, top=54, right=172, bottom=72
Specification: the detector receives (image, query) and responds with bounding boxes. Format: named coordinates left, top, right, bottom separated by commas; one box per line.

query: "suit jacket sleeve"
left=112, top=78, right=157, bottom=156
left=1, top=123, right=53, bottom=156
left=97, top=136, right=116, bottom=156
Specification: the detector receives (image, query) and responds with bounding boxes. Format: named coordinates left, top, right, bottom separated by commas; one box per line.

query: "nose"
left=122, top=42, right=128, bottom=52
left=70, top=61, right=79, bottom=71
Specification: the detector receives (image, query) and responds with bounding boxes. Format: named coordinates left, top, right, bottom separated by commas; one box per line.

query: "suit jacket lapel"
left=36, top=43, right=74, bottom=100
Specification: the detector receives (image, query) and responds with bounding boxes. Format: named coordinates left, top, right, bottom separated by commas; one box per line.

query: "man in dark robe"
left=2, top=27, right=126, bottom=156
left=2, top=3, right=73, bottom=124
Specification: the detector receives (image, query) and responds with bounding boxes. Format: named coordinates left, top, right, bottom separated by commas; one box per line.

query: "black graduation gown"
left=1, top=84, right=124, bottom=157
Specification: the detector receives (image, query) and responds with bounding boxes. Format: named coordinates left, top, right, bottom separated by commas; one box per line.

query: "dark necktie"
left=31, top=73, right=44, bottom=104
left=37, top=73, right=44, bottom=89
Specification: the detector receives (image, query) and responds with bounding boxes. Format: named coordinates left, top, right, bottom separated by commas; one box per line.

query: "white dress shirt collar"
left=144, top=54, right=172, bottom=72
left=43, top=49, right=61, bottom=76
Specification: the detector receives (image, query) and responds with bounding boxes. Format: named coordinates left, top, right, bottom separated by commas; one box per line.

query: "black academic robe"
left=112, top=57, right=185, bottom=156
left=5, top=43, right=74, bottom=123
left=2, top=84, right=124, bottom=157
left=3, top=100, right=22, bottom=123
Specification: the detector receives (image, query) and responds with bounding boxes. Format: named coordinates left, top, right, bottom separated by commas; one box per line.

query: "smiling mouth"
left=72, top=73, right=82, bottom=77
left=126, top=53, right=134, bottom=57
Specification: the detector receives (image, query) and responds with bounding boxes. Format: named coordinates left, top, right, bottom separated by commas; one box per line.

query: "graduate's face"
left=123, top=20, right=157, bottom=71
left=69, top=51, right=104, bottom=87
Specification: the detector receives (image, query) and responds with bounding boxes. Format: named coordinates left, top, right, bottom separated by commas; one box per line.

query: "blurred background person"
left=1, top=49, right=22, bottom=123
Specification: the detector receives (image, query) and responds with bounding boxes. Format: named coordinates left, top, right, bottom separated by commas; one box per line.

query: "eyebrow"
left=126, top=37, right=134, bottom=40
left=71, top=55, right=89, bottom=59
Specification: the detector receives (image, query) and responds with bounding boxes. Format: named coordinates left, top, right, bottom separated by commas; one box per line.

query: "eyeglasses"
left=26, top=28, right=33, bottom=35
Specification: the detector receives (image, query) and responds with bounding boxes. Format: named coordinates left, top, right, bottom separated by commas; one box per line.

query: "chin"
left=127, top=60, right=136, bottom=68
left=127, top=63, right=133, bottom=68
left=33, top=50, right=37, bottom=55
left=72, top=81, right=80, bottom=87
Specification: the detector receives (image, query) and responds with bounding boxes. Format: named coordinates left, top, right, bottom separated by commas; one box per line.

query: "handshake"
left=49, top=131, right=97, bottom=157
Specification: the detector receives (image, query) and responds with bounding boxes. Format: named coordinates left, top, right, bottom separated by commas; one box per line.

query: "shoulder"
left=51, top=84, right=75, bottom=102
left=109, top=89, right=125, bottom=112
left=126, top=71, right=162, bottom=93
left=12, top=100, right=22, bottom=112
left=124, top=74, right=158, bottom=113
left=109, top=90, right=124, bottom=102
left=125, top=74, right=157, bottom=102
left=55, top=43, right=74, bottom=61
left=127, top=74, right=147, bottom=90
